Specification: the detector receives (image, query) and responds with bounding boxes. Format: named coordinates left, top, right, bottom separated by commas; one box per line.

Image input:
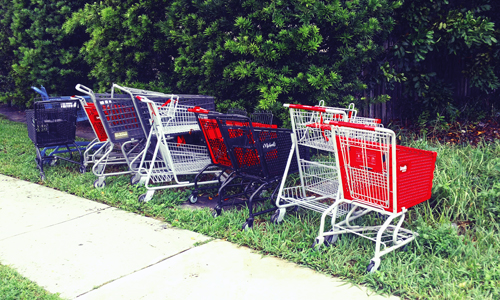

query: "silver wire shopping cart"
left=132, top=96, right=220, bottom=202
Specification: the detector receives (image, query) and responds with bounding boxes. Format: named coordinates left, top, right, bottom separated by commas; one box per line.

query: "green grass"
left=0, top=263, right=62, bottom=300
left=1, top=115, right=500, bottom=299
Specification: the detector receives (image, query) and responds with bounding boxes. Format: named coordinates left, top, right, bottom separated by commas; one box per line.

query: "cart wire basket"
left=26, top=99, right=85, bottom=180
left=112, top=84, right=215, bottom=145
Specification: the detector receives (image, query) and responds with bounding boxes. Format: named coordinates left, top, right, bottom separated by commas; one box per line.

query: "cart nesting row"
left=275, top=104, right=437, bottom=272
left=26, top=84, right=437, bottom=273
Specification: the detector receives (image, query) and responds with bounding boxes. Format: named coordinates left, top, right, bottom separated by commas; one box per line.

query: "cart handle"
left=136, top=96, right=177, bottom=108
left=305, top=123, right=332, bottom=130
left=284, top=103, right=345, bottom=114
left=187, top=107, right=210, bottom=114
left=328, top=121, right=377, bottom=131
left=75, top=84, right=93, bottom=96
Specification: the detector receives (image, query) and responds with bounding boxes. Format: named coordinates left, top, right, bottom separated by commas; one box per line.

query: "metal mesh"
left=93, top=95, right=144, bottom=143
left=291, top=109, right=347, bottom=151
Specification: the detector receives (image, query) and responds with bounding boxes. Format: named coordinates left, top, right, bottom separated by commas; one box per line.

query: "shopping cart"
left=31, top=86, right=92, bottom=159
left=274, top=103, right=384, bottom=228
left=312, top=121, right=437, bottom=272
left=190, top=110, right=298, bottom=229
left=132, top=96, right=221, bottom=202
left=188, top=107, right=280, bottom=204
left=26, top=98, right=85, bottom=180
left=75, top=84, right=146, bottom=188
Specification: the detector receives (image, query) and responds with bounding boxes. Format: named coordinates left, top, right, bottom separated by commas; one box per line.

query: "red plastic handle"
left=285, top=104, right=328, bottom=112
left=328, top=121, right=376, bottom=131
left=161, top=99, right=173, bottom=107
left=187, top=106, right=210, bottom=114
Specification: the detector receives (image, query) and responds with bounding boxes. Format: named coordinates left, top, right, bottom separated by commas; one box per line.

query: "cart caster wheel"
left=50, top=158, right=58, bottom=166
left=270, top=209, right=285, bottom=224
left=366, top=258, right=380, bottom=273
left=189, top=195, right=198, bottom=204
left=138, top=194, right=147, bottom=203
left=94, top=179, right=106, bottom=188
left=79, top=165, right=86, bottom=174
left=242, top=219, right=253, bottom=231
left=130, top=174, right=141, bottom=185
left=212, top=206, right=222, bottom=218
left=324, top=234, right=338, bottom=246
left=311, top=236, right=324, bottom=249
left=400, top=244, right=409, bottom=252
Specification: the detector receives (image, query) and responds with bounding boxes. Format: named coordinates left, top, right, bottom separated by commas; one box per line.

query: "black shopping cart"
left=26, top=99, right=85, bottom=180
left=198, top=112, right=301, bottom=230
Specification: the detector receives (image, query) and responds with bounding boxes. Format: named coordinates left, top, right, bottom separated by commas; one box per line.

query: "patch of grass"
left=0, top=263, right=62, bottom=300
left=1, top=116, right=500, bottom=299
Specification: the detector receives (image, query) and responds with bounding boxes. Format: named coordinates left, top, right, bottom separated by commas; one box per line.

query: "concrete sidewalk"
left=0, top=174, right=397, bottom=300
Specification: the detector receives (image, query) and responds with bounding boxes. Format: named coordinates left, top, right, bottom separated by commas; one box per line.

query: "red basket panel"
left=337, top=137, right=437, bottom=213
left=84, top=103, right=108, bottom=142
left=198, top=118, right=275, bottom=168
left=199, top=118, right=232, bottom=167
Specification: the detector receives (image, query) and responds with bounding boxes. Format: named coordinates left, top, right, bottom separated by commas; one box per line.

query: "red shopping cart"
left=314, top=121, right=437, bottom=272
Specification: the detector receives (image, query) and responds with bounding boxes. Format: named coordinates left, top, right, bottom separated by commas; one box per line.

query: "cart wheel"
left=130, top=174, right=141, bottom=185
left=324, top=234, right=338, bottom=246
left=93, top=179, right=106, bottom=188
left=189, top=195, right=198, bottom=204
left=242, top=220, right=253, bottom=231
left=138, top=193, right=147, bottom=203
left=79, top=165, right=86, bottom=174
left=366, top=258, right=380, bottom=273
left=400, top=244, right=409, bottom=252
left=270, top=209, right=284, bottom=225
left=311, top=236, right=324, bottom=249
left=212, top=206, right=222, bottom=218
left=40, top=173, right=46, bottom=181
left=50, top=158, right=58, bottom=166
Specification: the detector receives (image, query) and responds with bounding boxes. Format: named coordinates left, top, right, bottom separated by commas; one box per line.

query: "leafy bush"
left=63, top=0, right=178, bottom=93
left=162, top=0, right=401, bottom=120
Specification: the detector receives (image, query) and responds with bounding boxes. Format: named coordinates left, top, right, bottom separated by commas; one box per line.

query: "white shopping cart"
left=133, top=96, right=220, bottom=202
left=273, top=103, right=383, bottom=223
